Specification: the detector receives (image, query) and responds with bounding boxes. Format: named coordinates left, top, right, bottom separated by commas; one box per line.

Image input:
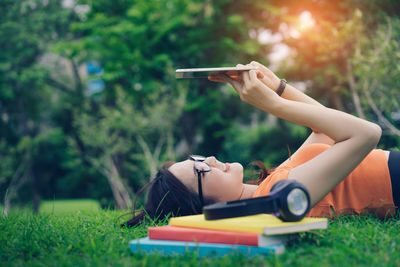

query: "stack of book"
left=129, top=213, right=327, bottom=257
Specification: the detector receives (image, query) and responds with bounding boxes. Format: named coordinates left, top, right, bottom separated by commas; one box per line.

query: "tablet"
left=176, top=66, right=258, bottom=79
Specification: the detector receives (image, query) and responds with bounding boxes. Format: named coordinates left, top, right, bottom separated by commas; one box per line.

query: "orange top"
left=253, top=143, right=396, bottom=218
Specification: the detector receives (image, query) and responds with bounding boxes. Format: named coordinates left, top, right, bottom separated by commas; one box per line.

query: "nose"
left=205, top=156, right=217, bottom=167
left=205, top=156, right=226, bottom=171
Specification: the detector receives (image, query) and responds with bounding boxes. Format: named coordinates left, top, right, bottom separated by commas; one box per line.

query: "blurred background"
left=1, top=0, right=399, bottom=214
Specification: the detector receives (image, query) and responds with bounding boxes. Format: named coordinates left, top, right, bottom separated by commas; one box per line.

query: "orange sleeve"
left=252, top=144, right=395, bottom=218
left=253, top=167, right=291, bottom=198
left=253, top=144, right=331, bottom=198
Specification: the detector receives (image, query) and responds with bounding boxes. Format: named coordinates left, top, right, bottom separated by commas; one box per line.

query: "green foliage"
left=1, top=0, right=400, bottom=208
left=76, top=87, right=186, bottom=188
left=275, top=2, right=400, bottom=135
left=220, top=122, right=308, bottom=167
left=0, top=0, right=77, bottom=138
left=0, top=0, right=83, bottom=207
left=62, top=0, right=276, bottom=157
left=352, top=16, right=400, bottom=114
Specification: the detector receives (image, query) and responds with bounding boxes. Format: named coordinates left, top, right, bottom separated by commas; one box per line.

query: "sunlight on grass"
left=39, top=199, right=101, bottom=215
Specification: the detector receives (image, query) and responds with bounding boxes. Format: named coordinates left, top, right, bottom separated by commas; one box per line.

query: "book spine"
left=129, top=237, right=285, bottom=257
left=257, top=234, right=297, bottom=247
left=169, top=220, right=263, bottom=234
left=148, top=227, right=259, bottom=246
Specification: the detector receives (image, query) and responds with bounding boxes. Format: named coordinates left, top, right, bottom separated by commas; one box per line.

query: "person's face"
left=168, top=156, right=244, bottom=203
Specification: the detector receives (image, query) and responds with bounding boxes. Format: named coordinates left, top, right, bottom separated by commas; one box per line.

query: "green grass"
left=1, top=205, right=400, bottom=266
left=39, top=199, right=101, bottom=215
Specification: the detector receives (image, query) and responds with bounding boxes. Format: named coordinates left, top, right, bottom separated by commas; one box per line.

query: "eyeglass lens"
left=190, top=155, right=206, bottom=161
left=194, top=161, right=211, bottom=172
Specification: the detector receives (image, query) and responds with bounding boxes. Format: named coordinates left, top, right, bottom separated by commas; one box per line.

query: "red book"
left=148, top=225, right=295, bottom=247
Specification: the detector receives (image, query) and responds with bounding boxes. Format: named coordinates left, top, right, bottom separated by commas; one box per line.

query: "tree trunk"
left=3, top=157, right=29, bottom=216
left=179, top=112, right=197, bottom=156
left=330, top=92, right=346, bottom=112
left=346, top=61, right=365, bottom=119
left=17, top=90, right=41, bottom=213
left=136, top=134, right=165, bottom=179
left=30, top=165, right=40, bottom=213
left=96, top=155, right=133, bottom=209
left=364, top=87, right=400, bottom=136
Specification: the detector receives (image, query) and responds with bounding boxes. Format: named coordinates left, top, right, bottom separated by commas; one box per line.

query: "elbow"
left=364, top=122, right=382, bottom=148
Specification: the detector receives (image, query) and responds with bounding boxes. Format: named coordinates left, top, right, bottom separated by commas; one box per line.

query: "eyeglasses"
left=189, top=155, right=211, bottom=207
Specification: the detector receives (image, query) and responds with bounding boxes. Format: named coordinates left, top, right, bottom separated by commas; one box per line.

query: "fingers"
left=248, top=69, right=260, bottom=83
left=221, top=73, right=241, bottom=89
left=250, top=61, right=273, bottom=77
left=249, top=61, right=266, bottom=76
left=208, top=73, right=230, bottom=82
left=208, top=73, right=241, bottom=83
left=208, top=74, right=223, bottom=82
left=236, top=63, right=247, bottom=80
left=250, top=61, right=268, bottom=73
left=236, top=64, right=250, bottom=97
left=244, top=69, right=261, bottom=91
left=249, top=61, right=280, bottom=89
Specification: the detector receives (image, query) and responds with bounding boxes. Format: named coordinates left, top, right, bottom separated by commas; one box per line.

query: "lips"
left=225, top=163, right=230, bottom=172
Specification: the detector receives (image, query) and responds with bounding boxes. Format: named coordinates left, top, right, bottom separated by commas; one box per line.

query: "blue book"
left=129, top=237, right=285, bottom=257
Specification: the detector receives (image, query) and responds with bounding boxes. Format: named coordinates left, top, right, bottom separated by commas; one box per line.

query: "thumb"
left=221, top=73, right=243, bottom=96
left=221, top=73, right=240, bottom=87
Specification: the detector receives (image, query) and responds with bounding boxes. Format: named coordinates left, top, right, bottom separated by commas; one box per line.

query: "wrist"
left=261, top=94, right=285, bottom=114
left=276, top=79, right=287, bottom=96
left=272, top=78, right=281, bottom=91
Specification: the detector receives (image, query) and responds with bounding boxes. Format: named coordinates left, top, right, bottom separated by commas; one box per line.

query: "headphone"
left=203, top=180, right=310, bottom=222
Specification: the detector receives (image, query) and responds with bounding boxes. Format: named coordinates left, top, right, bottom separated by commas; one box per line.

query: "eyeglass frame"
left=189, top=155, right=211, bottom=207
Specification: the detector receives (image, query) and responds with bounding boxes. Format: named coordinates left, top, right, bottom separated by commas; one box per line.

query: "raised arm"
left=224, top=67, right=381, bottom=207
left=248, top=61, right=334, bottom=148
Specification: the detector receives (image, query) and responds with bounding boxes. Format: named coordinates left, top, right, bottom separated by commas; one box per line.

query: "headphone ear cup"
left=270, top=180, right=311, bottom=222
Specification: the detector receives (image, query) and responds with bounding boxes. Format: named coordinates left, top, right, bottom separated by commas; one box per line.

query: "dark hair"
left=121, top=157, right=279, bottom=227
left=250, top=160, right=275, bottom=185
left=122, top=162, right=216, bottom=227
left=248, top=144, right=292, bottom=185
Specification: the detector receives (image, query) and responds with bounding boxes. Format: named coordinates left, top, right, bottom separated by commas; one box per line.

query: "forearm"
left=250, top=60, right=323, bottom=108
left=266, top=98, right=380, bottom=144
left=281, top=84, right=323, bottom=107
left=281, top=83, right=334, bottom=143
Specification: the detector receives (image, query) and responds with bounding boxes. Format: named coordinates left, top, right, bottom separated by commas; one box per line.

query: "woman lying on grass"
left=123, top=61, right=399, bottom=227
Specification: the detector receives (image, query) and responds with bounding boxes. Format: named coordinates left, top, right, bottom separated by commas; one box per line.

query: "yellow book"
left=169, top=214, right=327, bottom=235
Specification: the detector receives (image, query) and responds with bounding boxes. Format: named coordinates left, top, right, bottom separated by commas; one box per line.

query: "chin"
left=230, top=162, right=243, bottom=172
left=230, top=163, right=244, bottom=182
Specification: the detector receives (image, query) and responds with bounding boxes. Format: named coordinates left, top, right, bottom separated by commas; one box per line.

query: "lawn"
left=1, top=200, right=400, bottom=266
left=39, top=199, right=101, bottom=215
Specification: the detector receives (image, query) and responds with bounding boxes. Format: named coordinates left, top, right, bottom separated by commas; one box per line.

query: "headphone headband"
left=203, top=180, right=310, bottom=222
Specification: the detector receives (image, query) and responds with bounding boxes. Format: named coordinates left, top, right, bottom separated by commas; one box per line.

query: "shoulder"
left=280, top=143, right=331, bottom=168
left=253, top=143, right=331, bottom=198
left=253, top=167, right=291, bottom=197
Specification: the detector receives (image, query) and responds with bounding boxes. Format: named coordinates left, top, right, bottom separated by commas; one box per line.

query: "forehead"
left=168, top=160, right=196, bottom=184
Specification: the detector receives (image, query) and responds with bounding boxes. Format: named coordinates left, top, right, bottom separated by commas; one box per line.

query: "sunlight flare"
left=299, top=11, right=315, bottom=30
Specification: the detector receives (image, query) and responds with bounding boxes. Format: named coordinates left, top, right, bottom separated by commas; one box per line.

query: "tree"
left=74, top=88, right=186, bottom=209
left=262, top=0, right=400, bottom=145
left=0, top=0, right=79, bottom=213
left=349, top=15, right=400, bottom=137
left=53, top=0, right=279, bottom=207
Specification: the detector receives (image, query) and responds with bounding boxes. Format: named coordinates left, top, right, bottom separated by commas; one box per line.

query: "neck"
left=239, top=184, right=258, bottom=200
